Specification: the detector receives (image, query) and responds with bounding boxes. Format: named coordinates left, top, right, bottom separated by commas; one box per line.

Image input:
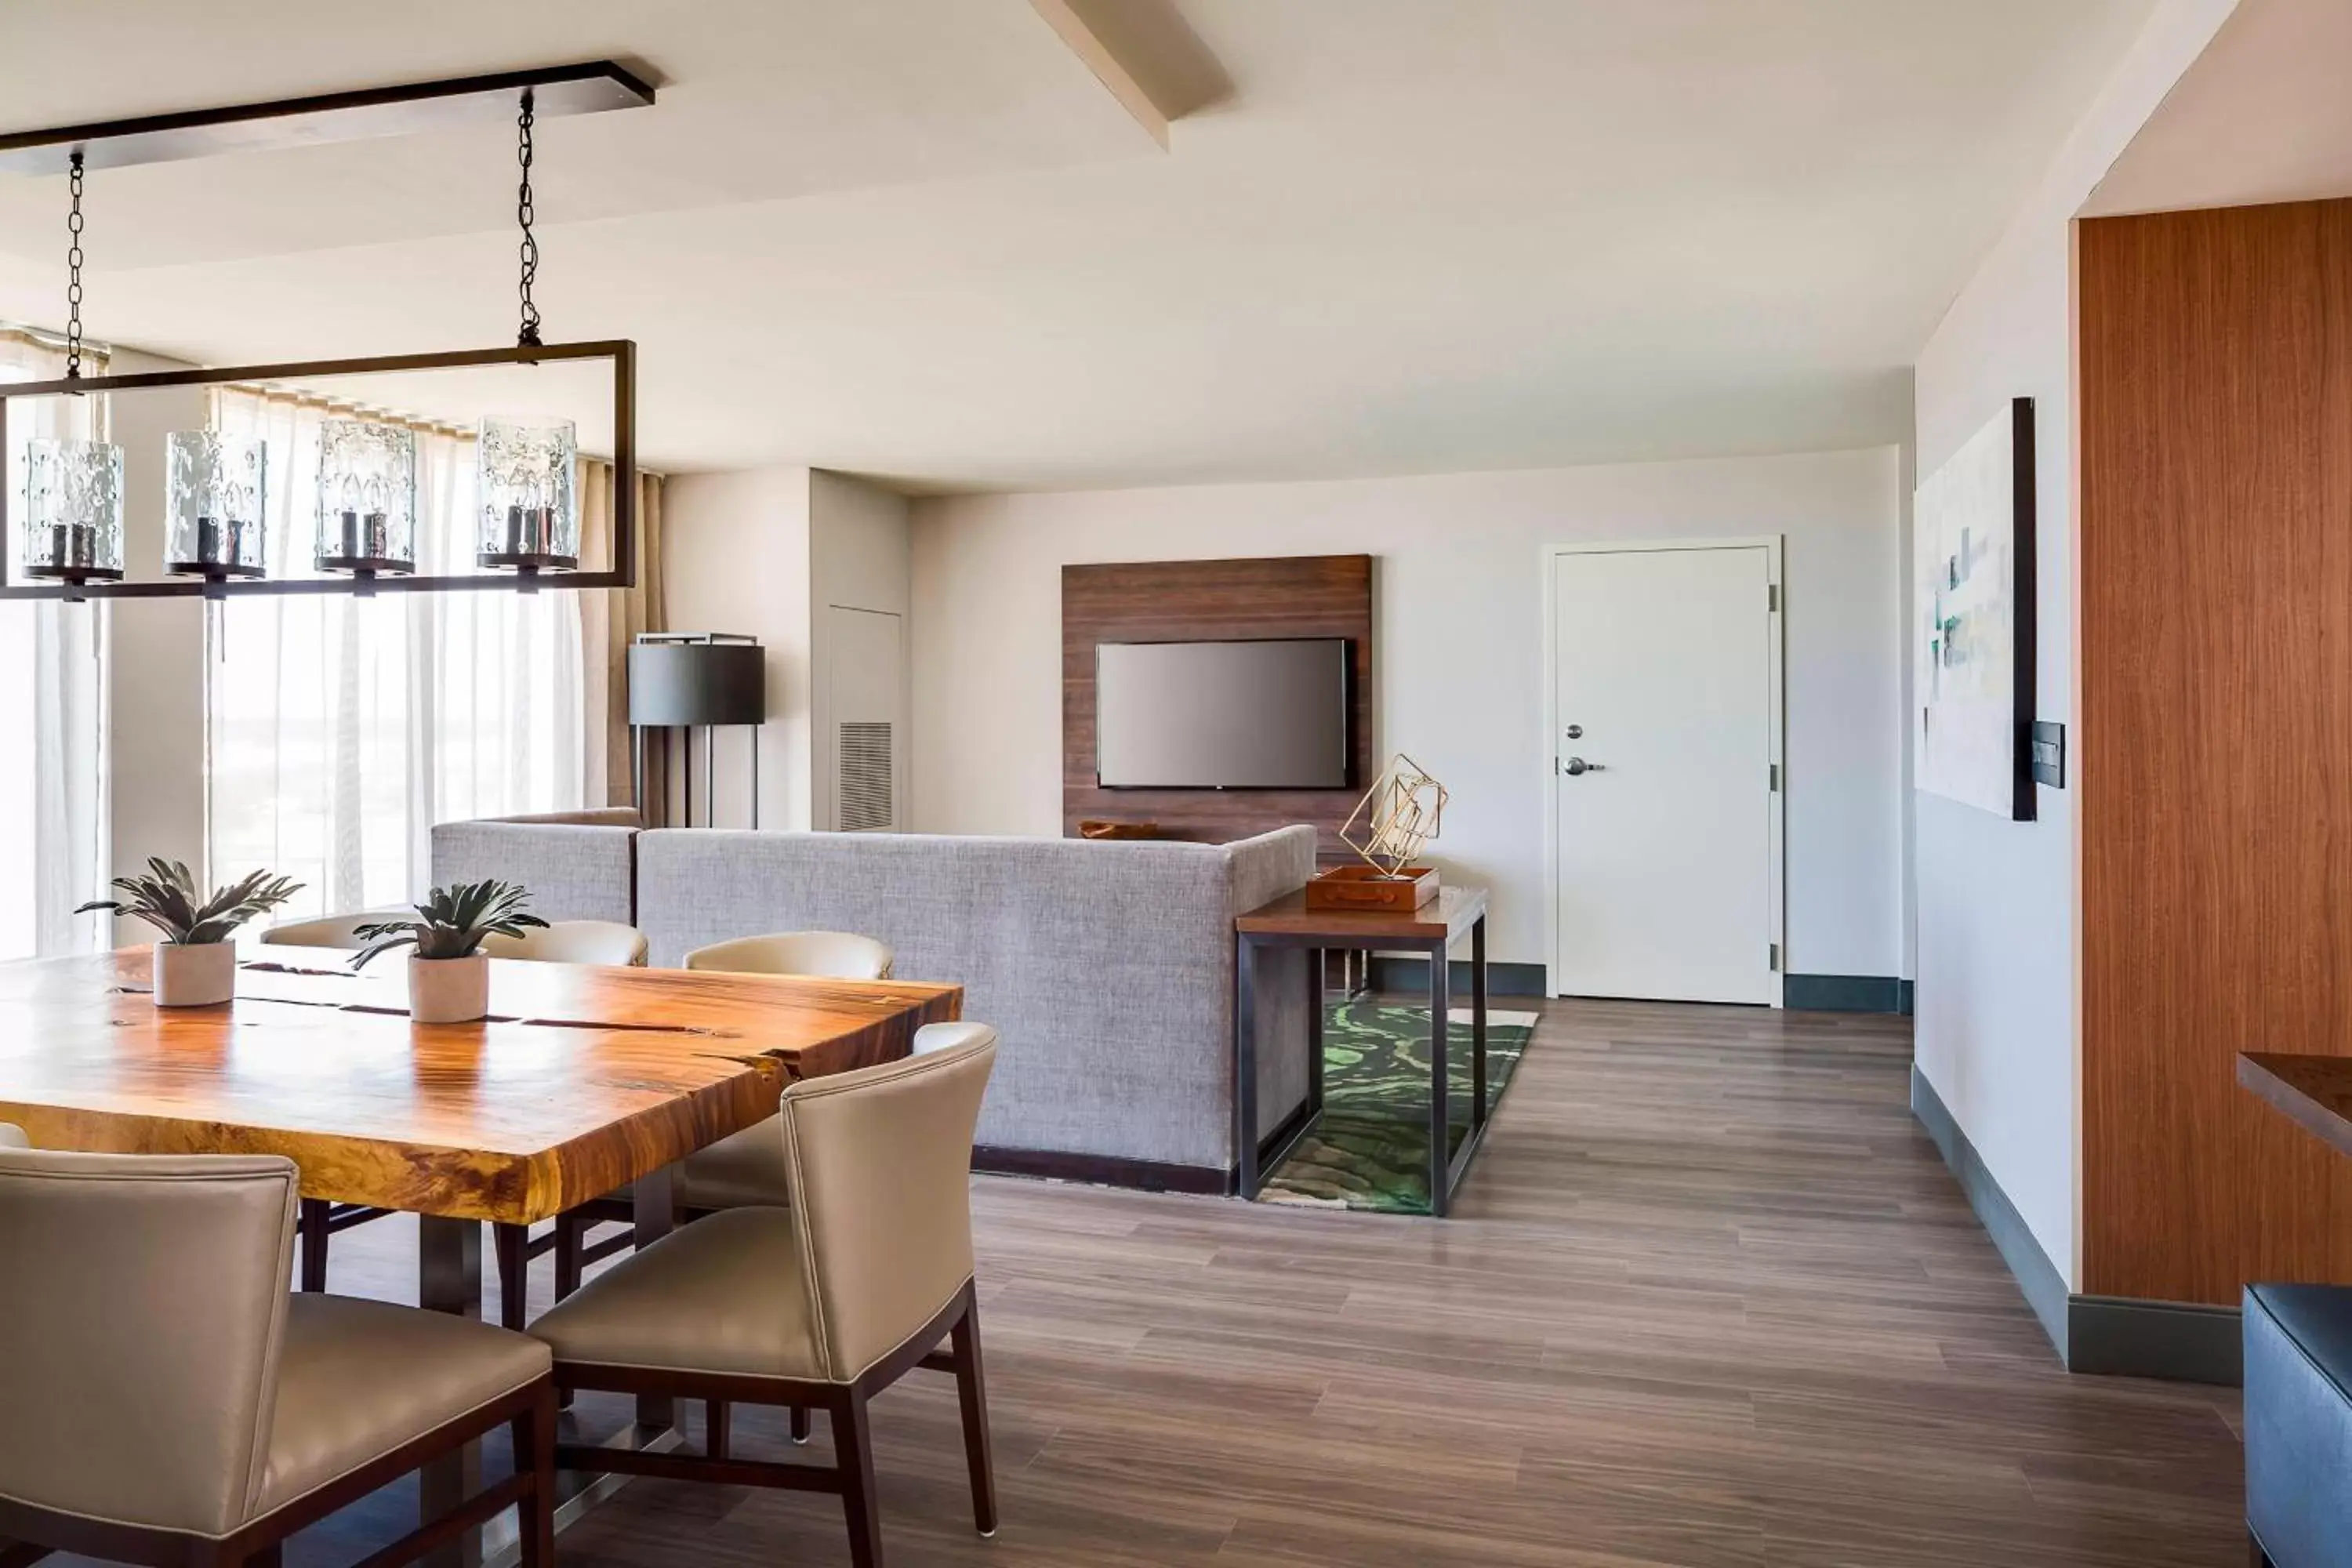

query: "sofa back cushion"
left=635, top=827, right=1315, bottom=1169
left=429, top=818, right=637, bottom=927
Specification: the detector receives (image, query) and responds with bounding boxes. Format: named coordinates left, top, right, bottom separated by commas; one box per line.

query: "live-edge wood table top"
left=2239, top=1052, right=2352, bottom=1160
left=1235, top=884, right=1489, bottom=946
left=0, top=949, right=961, bottom=1225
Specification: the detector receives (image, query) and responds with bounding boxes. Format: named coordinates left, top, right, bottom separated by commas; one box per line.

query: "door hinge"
left=1769, top=942, right=1780, bottom=971
left=1769, top=763, right=1779, bottom=791
left=1767, top=583, right=1779, bottom=612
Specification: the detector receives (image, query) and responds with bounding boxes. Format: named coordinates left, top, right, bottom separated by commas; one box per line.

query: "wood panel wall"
left=2079, top=199, right=2352, bottom=1304
left=1062, top=554, right=1372, bottom=855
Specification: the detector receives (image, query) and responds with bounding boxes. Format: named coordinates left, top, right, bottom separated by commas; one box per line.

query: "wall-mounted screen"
left=1095, top=637, right=1351, bottom=789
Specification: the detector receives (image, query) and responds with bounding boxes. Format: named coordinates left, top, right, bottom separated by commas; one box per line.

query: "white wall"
left=1911, top=0, right=2238, bottom=1288
left=809, top=470, right=912, bottom=832
left=662, top=466, right=813, bottom=831
left=665, top=466, right=913, bottom=833
left=910, top=447, right=1907, bottom=974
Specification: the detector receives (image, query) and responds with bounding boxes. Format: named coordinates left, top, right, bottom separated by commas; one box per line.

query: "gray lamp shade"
left=629, top=642, right=766, bottom=726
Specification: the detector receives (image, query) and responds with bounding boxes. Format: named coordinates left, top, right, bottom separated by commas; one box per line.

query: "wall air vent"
left=838, top=720, right=894, bottom=832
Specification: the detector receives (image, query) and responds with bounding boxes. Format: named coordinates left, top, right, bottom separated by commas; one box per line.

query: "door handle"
left=1563, top=757, right=1606, bottom=776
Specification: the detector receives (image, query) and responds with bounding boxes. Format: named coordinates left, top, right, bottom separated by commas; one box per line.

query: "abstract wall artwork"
left=1915, top=397, right=2036, bottom=821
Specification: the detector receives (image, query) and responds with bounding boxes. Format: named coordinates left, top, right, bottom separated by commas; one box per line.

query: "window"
left=204, top=388, right=583, bottom=919
left=0, top=336, right=110, bottom=960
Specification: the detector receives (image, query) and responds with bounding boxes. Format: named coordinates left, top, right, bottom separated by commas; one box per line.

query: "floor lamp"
left=628, top=632, right=766, bottom=827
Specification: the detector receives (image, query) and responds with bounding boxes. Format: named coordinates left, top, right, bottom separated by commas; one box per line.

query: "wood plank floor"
left=76, top=998, right=2252, bottom=1566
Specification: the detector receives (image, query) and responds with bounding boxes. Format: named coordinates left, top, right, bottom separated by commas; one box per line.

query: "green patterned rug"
left=1258, top=999, right=1537, bottom=1214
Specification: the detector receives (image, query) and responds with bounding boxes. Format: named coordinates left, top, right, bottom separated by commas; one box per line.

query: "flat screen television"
left=1094, top=637, right=1351, bottom=789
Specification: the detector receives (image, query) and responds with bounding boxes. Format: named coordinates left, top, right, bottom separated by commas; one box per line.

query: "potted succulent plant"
left=350, top=880, right=546, bottom=1025
left=77, top=858, right=304, bottom=1007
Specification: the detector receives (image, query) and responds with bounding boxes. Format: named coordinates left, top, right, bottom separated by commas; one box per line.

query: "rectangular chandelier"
left=0, top=340, right=636, bottom=601
left=0, top=62, right=652, bottom=602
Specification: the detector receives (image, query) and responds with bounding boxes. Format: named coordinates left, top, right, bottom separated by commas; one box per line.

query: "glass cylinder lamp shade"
left=21, top=438, right=126, bottom=584
left=165, top=431, right=268, bottom=579
left=314, top=420, right=417, bottom=575
left=476, top=416, right=578, bottom=571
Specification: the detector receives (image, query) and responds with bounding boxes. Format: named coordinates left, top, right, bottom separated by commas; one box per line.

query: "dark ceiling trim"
left=0, top=60, right=655, bottom=176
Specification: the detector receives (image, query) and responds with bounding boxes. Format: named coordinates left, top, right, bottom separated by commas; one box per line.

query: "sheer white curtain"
left=0, top=331, right=110, bottom=960
left=205, top=388, right=583, bottom=918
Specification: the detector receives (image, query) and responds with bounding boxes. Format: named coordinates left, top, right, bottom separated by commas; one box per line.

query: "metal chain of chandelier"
left=9, top=80, right=620, bottom=601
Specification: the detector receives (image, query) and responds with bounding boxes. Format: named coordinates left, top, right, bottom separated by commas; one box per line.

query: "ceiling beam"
left=1029, top=0, right=1228, bottom=149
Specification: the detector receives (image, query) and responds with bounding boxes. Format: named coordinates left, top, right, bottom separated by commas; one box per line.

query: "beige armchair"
left=481, top=919, right=650, bottom=966
left=0, top=1127, right=557, bottom=1568
left=528, top=1029, right=999, bottom=1568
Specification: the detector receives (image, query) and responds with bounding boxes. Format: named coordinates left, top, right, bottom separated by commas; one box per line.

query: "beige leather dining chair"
left=681, top=930, right=894, bottom=979
left=481, top=919, right=650, bottom=967
left=0, top=1129, right=558, bottom=1568
left=528, top=1029, right=999, bottom=1568
left=256, top=909, right=409, bottom=950
left=553, top=927, right=905, bottom=1321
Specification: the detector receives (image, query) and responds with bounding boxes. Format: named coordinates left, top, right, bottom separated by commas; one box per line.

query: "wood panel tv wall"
left=2079, top=198, right=2352, bottom=1305
left=1062, top=554, right=1372, bottom=855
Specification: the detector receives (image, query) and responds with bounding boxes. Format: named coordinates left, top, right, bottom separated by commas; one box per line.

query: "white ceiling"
left=2084, top=0, right=2352, bottom=218
left=0, top=0, right=2159, bottom=492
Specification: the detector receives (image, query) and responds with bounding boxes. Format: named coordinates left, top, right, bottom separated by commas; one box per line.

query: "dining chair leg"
left=833, top=1388, right=883, bottom=1568
left=297, top=1199, right=329, bottom=1293
left=513, top=1381, right=558, bottom=1568
left=951, top=1294, right=998, bottom=1537
left=0, top=1541, right=53, bottom=1568
left=790, top=1403, right=811, bottom=1444
left=706, top=1399, right=731, bottom=1460
left=493, top=1221, right=530, bottom=1331
left=554, top=1211, right=583, bottom=1301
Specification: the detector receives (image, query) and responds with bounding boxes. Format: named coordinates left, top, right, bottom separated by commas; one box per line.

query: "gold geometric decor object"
left=1340, top=753, right=1448, bottom=879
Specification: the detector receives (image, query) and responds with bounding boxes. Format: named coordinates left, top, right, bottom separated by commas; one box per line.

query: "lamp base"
left=477, top=551, right=579, bottom=572
left=314, top=554, right=414, bottom=575
left=165, top=560, right=267, bottom=580
left=22, top=563, right=124, bottom=584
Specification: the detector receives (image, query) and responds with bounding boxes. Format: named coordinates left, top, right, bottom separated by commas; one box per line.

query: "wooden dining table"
left=0, top=946, right=962, bottom=1566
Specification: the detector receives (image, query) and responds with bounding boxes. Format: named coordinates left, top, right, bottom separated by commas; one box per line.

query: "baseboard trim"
left=1910, top=1064, right=2071, bottom=1360
left=2065, top=1295, right=2241, bottom=1386
left=1365, top=958, right=1548, bottom=997
left=1785, top=973, right=1909, bottom=1013
left=972, top=1145, right=1229, bottom=1196
left=1909, top=1064, right=2244, bottom=1385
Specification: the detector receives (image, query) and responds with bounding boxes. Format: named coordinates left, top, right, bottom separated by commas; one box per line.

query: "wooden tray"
left=1305, top=864, right=1440, bottom=912
left=1079, top=819, right=1167, bottom=840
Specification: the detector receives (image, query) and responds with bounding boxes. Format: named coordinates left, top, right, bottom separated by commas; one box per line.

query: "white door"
left=1550, top=543, right=1780, bottom=1004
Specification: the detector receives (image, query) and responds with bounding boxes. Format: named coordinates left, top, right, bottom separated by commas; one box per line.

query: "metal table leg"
left=1428, top=938, right=1451, bottom=1218
left=1235, top=935, right=1260, bottom=1197
left=418, top=1216, right=484, bottom=1568
left=1471, top=914, right=1489, bottom=1131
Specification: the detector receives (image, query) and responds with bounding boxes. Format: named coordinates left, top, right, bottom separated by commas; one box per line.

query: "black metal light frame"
left=0, top=339, right=636, bottom=601
left=0, top=61, right=654, bottom=601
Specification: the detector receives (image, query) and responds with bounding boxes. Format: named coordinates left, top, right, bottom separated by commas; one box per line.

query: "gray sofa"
left=428, top=814, right=1317, bottom=1192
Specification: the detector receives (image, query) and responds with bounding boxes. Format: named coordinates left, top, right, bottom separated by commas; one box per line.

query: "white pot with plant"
left=351, top=880, right=546, bottom=1025
left=78, top=858, right=304, bottom=1007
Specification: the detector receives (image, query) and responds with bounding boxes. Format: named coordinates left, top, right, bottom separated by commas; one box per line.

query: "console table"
left=1235, top=884, right=1490, bottom=1217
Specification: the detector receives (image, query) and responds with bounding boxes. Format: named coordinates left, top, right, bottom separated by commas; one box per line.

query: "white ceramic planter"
left=153, top=941, right=236, bottom=1007
left=408, top=953, right=490, bottom=1024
